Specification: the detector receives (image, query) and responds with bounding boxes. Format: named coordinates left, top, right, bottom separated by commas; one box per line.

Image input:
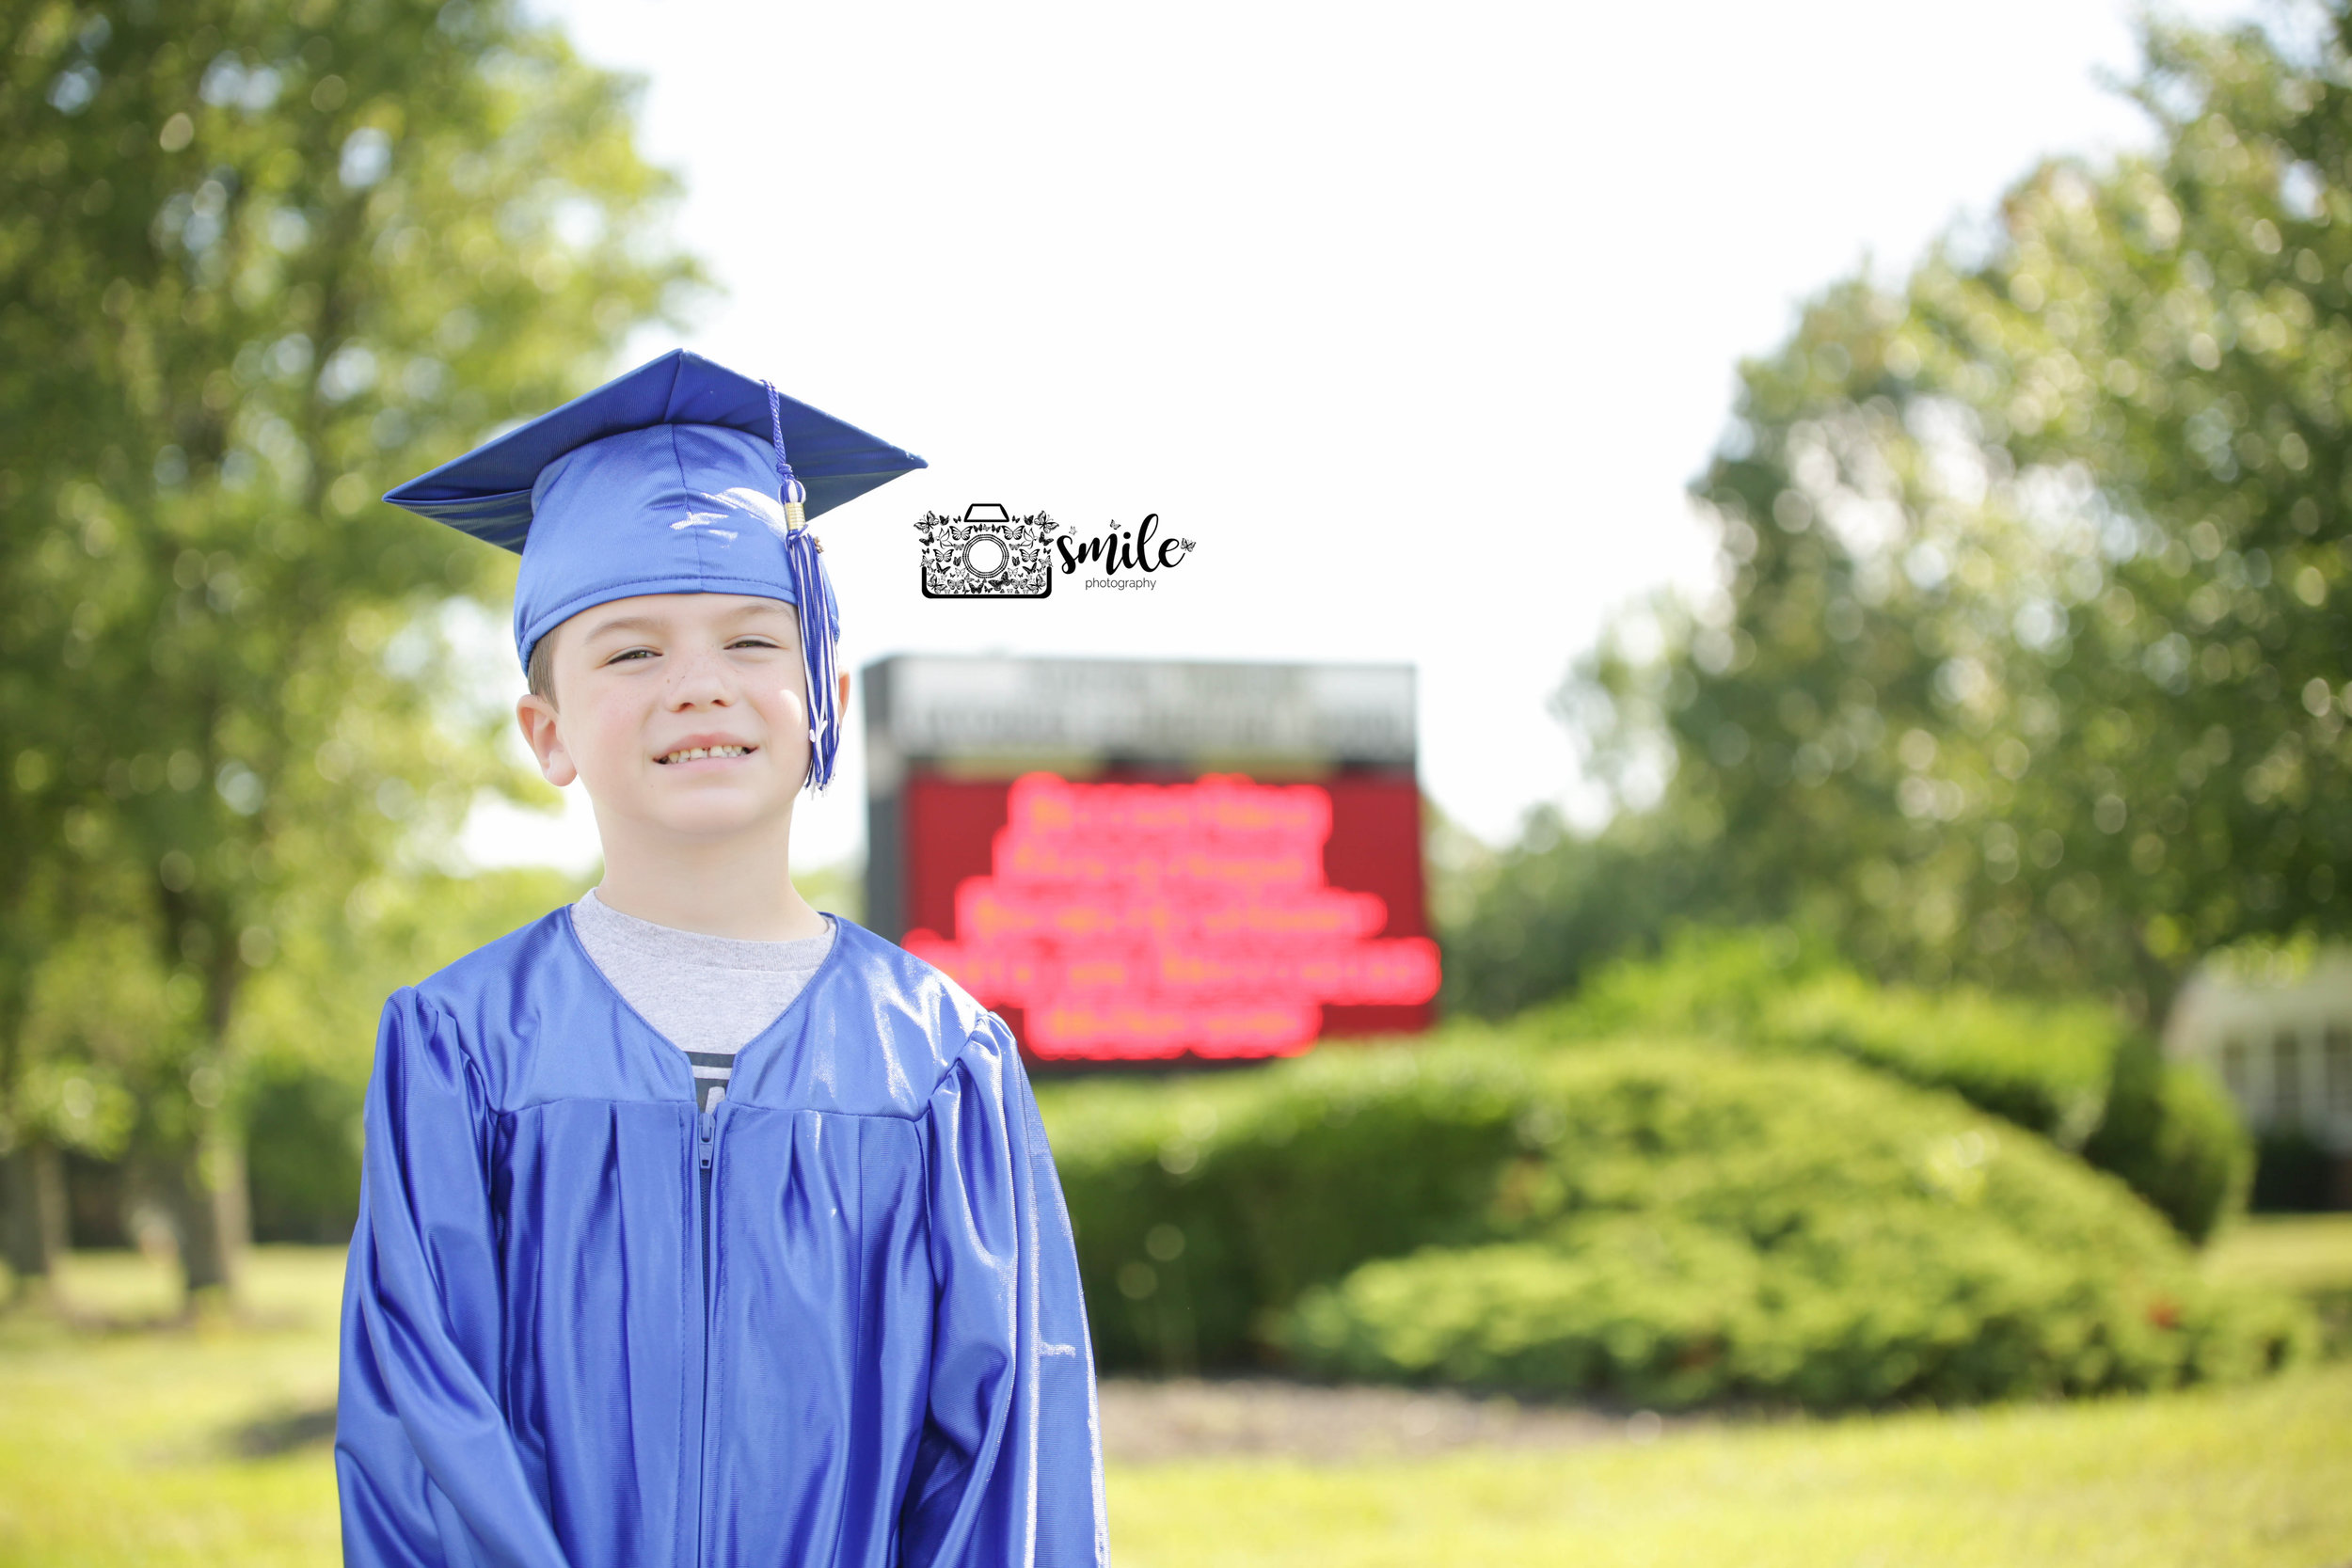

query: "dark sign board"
left=864, top=656, right=1437, bottom=1064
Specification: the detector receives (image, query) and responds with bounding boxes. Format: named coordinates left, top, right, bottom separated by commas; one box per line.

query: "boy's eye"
left=604, top=647, right=658, bottom=664
left=728, top=637, right=783, bottom=651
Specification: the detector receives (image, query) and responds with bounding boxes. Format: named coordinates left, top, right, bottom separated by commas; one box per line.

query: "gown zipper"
left=698, top=1108, right=715, bottom=1268
left=694, top=1105, right=717, bottom=1568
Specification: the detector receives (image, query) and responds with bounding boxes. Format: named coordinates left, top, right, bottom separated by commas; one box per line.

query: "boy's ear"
left=836, top=670, right=850, bottom=716
left=516, top=694, right=578, bottom=788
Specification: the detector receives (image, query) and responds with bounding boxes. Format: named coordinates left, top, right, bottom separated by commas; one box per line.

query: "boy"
left=336, top=352, right=1107, bottom=1568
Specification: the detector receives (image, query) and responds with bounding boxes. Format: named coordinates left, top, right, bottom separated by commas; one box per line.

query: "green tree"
left=1437, top=811, right=1733, bottom=1020
left=2, top=0, right=695, bottom=1304
left=1535, top=8, right=2352, bottom=1024
left=235, top=861, right=589, bottom=1243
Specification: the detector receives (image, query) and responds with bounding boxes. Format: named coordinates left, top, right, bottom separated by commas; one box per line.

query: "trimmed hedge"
left=1039, top=1041, right=2308, bottom=1406
left=1513, top=929, right=2249, bottom=1241
left=1041, top=1048, right=1524, bottom=1373
left=2082, top=1037, right=2253, bottom=1242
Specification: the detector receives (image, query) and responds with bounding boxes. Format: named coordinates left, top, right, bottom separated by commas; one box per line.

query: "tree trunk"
left=2125, top=926, right=2185, bottom=1037
left=157, top=929, right=251, bottom=1312
left=164, top=1118, right=247, bottom=1311
left=1, top=1141, right=65, bottom=1302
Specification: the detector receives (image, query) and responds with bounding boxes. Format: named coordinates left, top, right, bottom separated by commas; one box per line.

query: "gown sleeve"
left=336, top=988, right=575, bottom=1568
left=900, top=1013, right=1109, bottom=1568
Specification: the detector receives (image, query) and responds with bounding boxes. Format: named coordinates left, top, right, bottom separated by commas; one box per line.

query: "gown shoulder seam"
left=920, top=1012, right=1020, bottom=1113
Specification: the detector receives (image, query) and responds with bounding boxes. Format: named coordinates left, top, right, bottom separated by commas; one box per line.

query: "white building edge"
left=2165, top=949, right=2352, bottom=1166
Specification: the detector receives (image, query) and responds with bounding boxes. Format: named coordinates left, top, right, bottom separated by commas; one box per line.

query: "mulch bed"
left=1097, top=1376, right=1682, bottom=1464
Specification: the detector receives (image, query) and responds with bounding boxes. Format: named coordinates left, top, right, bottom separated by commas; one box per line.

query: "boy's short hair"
left=526, top=629, right=557, bottom=705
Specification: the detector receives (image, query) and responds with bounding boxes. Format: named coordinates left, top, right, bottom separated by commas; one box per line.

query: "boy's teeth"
left=659, top=745, right=751, bottom=763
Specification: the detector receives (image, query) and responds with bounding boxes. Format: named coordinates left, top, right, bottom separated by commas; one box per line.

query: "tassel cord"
left=765, top=381, right=839, bottom=790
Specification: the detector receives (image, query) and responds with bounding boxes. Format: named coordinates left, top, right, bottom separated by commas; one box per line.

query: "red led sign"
left=903, top=772, right=1439, bottom=1061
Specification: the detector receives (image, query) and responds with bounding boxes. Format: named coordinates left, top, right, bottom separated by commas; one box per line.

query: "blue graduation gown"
left=335, top=912, right=1108, bottom=1568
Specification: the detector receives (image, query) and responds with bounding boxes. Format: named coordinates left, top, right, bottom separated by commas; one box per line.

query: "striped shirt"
left=569, top=890, right=835, bottom=1111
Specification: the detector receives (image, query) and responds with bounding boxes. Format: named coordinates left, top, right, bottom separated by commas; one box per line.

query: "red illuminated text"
left=903, top=772, right=1441, bottom=1060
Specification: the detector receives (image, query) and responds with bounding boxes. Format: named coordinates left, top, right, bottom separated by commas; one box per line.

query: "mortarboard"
left=383, top=349, right=926, bottom=790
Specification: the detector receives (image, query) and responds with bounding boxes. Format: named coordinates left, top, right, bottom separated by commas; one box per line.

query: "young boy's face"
left=515, top=592, right=813, bottom=844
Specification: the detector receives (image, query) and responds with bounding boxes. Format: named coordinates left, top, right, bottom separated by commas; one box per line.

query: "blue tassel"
left=783, top=523, right=839, bottom=790
left=766, top=382, right=840, bottom=791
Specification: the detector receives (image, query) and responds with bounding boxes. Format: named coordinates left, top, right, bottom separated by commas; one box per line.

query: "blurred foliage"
left=238, top=1057, right=358, bottom=1245
left=1047, top=1044, right=1525, bottom=1374
left=1039, top=1034, right=2308, bottom=1406
left=1512, top=927, right=2249, bottom=1240
left=1459, top=7, right=2352, bottom=1026
left=1438, top=811, right=1730, bottom=1020
left=1528, top=927, right=2106, bottom=1145
left=791, top=860, right=864, bottom=927
left=0, top=0, right=694, bottom=1298
left=238, top=863, right=583, bottom=1242
left=2083, top=1032, right=2254, bottom=1239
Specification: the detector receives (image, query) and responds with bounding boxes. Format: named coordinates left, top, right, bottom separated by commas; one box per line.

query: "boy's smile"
left=516, top=591, right=813, bottom=843
left=654, top=737, right=757, bottom=766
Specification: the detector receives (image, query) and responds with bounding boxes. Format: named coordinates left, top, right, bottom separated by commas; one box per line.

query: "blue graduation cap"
left=384, top=349, right=926, bottom=790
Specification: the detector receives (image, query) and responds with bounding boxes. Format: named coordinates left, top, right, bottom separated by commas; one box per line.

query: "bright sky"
left=460, top=0, right=2251, bottom=877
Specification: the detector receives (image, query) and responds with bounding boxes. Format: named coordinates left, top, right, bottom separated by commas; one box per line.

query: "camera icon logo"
left=915, top=504, right=1062, bottom=599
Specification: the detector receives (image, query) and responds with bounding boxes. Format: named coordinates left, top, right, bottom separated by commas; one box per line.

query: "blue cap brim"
left=381, top=349, right=927, bottom=550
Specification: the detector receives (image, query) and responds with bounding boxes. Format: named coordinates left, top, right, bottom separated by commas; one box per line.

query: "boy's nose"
left=665, top=648, right=737, bottom=706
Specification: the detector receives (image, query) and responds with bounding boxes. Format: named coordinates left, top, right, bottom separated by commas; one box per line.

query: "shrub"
left=241, top=1059, right=362, bottom=1243
left=1280, top=1046, right=2302, bottom=1405
left=1040, top=1040, right=2308, bottom=1404
left=1434, top=814, right=1732, bottom=1020
left=1042, top=1049, right=1525, bottom=1371
left=2082, top=1038, right=2252, bottom=1242
left=1513, top=928, right=2249, bottom=1240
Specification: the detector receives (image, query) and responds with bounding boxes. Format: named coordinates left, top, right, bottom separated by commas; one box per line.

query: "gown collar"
left=558, top=903, right=859, bottom=1101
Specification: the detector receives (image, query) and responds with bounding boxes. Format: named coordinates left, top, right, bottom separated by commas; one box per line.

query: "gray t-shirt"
left=569, top=888, right=834, bottom=1110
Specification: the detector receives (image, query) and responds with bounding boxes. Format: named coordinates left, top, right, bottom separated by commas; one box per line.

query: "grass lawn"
left=2207, top=1212, right=2352, bottom=1355
left=2207, top=1212, right=2352, bottom=1293
left=1107, top=1368, right=2352, bottom=1568
left=0, top=1231, right=2345, bottom=1567
left=0, top=1247, right=342, bottom=1568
